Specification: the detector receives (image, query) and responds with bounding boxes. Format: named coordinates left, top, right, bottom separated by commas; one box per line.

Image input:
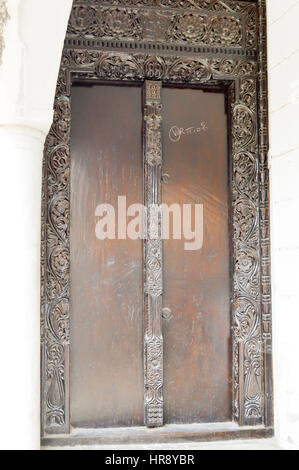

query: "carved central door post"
left=143, top=80, right=164, bottom=427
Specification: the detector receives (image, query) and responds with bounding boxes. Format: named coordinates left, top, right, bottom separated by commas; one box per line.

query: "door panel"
left=70, top=84, right=144, bottom=428
left=162, top=87, right=232, bottom=423
left=69, top=83, right=231, bottom=428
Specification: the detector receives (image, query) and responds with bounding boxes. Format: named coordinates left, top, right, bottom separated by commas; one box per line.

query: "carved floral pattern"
left=69, top=1, right=256, bottom=50
left=246, top=5, right=257, bottom=49
left=167, top=13, right=242, bottom=46
left=48, top=299, right=70, bottom=344
left=68, top=5, right=98, bottom=36
left=233, top=105, right=255, bottom=150
left=100, top=8, right=142, bottom=38
left=46, top=343, right=65, bottom=426
left=42, top=91, right=71, bottom=431
left=231, top=63, right=263, bottom=423
left=167, top=13, right=206, bottom=42
left=41, top=0, right=271, bottom=435
left=144, top=337, right=163, bottom=426
left=210, top=16, right=242, bottom=46
left=63, top=50, right=256, bottom=83
left=68, top=5, right=142, bottom=39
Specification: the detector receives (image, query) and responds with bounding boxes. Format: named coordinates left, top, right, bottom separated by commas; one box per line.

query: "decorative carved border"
left=257, top=0, right=273, bottom=428
left=143, top=80, right=164, bottom=426
left=66, top=0, right=257, bottom=57
left=41, top=0, right=273, bottom=437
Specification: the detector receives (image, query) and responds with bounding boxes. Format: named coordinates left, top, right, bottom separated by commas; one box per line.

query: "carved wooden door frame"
left=41, top=0, right=273, bottom=445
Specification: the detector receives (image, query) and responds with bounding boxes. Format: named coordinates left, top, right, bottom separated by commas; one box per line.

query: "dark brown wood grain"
left=70, top=84, right=144, bottom=428
left=162, top=86, right=231, bottom=424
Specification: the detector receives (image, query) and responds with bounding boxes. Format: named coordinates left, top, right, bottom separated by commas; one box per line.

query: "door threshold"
left=41, top=422, right=274, bottom=447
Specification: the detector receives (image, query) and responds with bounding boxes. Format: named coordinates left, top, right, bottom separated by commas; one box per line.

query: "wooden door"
left=162, top=86, right=231, bottom=424
left=70, top=83, right=144, bottom=428
left=69, top=81, right=231, bottom=428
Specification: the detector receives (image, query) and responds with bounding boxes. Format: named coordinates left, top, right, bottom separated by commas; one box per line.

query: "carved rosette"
left=167, top=13, right=242, bottom=47
left=68, top=5, right=142, bottom=40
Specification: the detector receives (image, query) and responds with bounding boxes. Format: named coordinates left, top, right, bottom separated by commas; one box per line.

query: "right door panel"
left=162, top=87, right=232, bottom=424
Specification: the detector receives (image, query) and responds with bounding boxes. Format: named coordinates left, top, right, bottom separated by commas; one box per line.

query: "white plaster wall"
left=0, top=0, right=73, bottom=133
left=0, top=126, right=44, bottom=450
left=0, top=0, right=72, bottom=450
left=267, top=0, right=299, bottom=450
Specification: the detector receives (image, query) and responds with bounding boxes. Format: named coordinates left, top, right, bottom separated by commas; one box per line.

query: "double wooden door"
left=70, top=80, right=231, bottom=429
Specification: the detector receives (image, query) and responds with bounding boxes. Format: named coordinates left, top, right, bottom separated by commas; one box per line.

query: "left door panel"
left=70, top=84, right=144, bottom=428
